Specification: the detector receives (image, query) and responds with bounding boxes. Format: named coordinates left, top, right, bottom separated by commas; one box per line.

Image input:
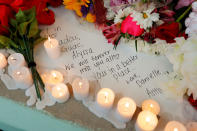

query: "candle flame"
left=174, top=128, right=178, bottom=131
left=150, top=104, right=153, bottom=108
left=145, top=117, right=151, bottom=122
left=79, top=82, right=83, bottom=88
left=104, top=92, right=109, bottom=103
left=125, top=102, right=130, bottom=108
left=16, top=71, right=21, bottom=75
left=48, top=36, right=51, bottom=42
left=52, top=72, right=57, bottom=79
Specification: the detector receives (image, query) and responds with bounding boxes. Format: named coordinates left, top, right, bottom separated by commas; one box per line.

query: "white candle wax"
left=0, top=53, right=7, bottom=69
left=72, top=78, right=89, bottom=101
left=44, top=37, right=60, bottom=59
left=135, top=111, right=158, bottom=131
left=49, top=70, right=64, bottom=84
left=51, top=83, right=70, bottom=103
left=164, top=121, right=187, bottom=131
left=142, top=99, right=160, bottom=115
left=12, top=66, right=33, bottom=89
left=116, top=97, right=136, bottom=123
left=8, top=53, right=26, bottom=75
left=96, top=88, right=115, bottom=113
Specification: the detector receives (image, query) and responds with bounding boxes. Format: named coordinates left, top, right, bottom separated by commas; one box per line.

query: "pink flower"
left=121, top=15, right=144, bottom=37
left=175, top=0, right=194, bottom=10
left=102, top=24, right=121, bottom=45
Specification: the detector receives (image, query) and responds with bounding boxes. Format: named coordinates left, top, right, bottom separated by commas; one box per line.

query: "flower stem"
left=176, top=5, right=192, bottom=23
left=31, top=67, right=41, bottom=100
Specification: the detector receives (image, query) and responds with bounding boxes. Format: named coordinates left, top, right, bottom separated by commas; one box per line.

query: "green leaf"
left=18, top=22, right=29, bottom=36
left=28, top=19, right=38, bottom=38
left=10, top=19, right=17, bottom=28
left=24, top=7, right=36, bottom=23
left=16, top=9, right=26, bottom=23
left=33, top=37, right=47, bottom=46
left=0, top=35, right=18, bottom=49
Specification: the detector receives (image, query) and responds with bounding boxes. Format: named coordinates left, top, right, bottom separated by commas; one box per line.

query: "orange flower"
left=86, top=13, right=96, bottom=23
left=63, top=0, right=83, bottom=16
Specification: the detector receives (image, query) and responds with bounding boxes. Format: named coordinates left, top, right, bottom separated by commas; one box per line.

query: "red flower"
left=31, top=0, right=55, bottom=25
left=102, top=24, right=121, bottom=45
left=0, top=0, right=61, bottom=35
left=155, top=22, right=181, bottom=43
left=157, top=6, right=175, bottom=22
left=0, top=5, right=14, bottom=35
left=48, top=0, right=63, bottom=8
left=188, top=95, right=197, bottom=110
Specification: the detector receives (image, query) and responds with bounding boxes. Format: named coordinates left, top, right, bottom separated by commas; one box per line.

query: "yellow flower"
left=86, top=13, right=96, bottom=23
left=81, top=0, right=90, bottom=7
left=63, top=0, right=83, bottom=16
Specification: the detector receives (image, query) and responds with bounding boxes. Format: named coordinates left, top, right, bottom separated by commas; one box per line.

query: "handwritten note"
left=35, top=7, right=190, bottom=121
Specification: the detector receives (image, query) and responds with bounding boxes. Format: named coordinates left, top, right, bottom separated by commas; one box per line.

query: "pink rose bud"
left=121, top=15, right=144, bottom=37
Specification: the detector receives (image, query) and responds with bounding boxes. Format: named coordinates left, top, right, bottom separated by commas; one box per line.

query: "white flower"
left=185, top=2, right=197, bottom=37
left=166, top=36, right=197, bottom=99
left=114, top=7, right=133, bottom=24
left=106, top=8, right=116, bottom=20
left=131, top=7, right=159, bottom=29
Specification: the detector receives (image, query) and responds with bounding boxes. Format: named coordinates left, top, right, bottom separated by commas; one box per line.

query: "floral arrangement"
left=98, top=0, right=197, bottom=109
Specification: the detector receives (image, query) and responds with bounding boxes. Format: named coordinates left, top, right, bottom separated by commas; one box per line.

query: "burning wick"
left=79, top=82, right=82, bottom=88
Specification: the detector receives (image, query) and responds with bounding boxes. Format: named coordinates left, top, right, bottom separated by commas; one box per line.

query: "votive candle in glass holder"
left=96, top=88, right=115, bottom=113
left=142, top=99, right=160, bottom=115
left=164, top=121, right=187, bottom=131
left=116, top=97, right=136, bottom=123
left=44, top=37, right=60, bottom=59
left=12, top=66, right=33, bottom=89
left=72, top=77, right=89, bottom=101
left=51, top=83, right=70, bottom=103
left=135, top=110, right=158, bottom=131
left=0, top=53, right=7, bottom=69
left=8, top=53, right=26, bottom=75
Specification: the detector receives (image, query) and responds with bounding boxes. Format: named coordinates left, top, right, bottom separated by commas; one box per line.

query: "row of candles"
left=38, top=66, right=188, bottom=131
left=0, top=36, right=189, bottom=131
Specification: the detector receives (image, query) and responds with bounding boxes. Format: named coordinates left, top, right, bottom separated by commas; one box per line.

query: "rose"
left=121, top=15, right=144, bottom=37
left=0, top=5, right=14, bottom=35
left=155, top=22, right=182, bottom=43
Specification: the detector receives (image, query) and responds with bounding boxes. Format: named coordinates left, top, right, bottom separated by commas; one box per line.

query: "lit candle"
left=186, top=122, right=197, bottom=131
left=0, top=53, right=7, bottom=69
left=164, top=121, right=187, bottom=131
left=51, top=83, right=70, bottom=103
left=12, top=66, right=33, bottom=89
left=96, top=88, right=115, bottom=112
left=72, top=77, right=89, bottom=101
left=8, top=53, right=26, bottom=75
left=44, top=37, right=60, bottom=59
left=49, top=70, right=64, bottom=85
left=142, top=99, right=160, bottom=115
left=116, top=97, right=136, bottom=123
left=135, top=111, right=158, bottom=131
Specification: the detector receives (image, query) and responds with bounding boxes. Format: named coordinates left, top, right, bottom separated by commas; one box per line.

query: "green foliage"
left=0, top=7, right=45, bottom=52
left=0, top=7, right=46, bottom=100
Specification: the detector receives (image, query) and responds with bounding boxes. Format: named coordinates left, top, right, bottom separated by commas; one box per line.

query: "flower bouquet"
left=0, top=8, right=46, bottom=100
